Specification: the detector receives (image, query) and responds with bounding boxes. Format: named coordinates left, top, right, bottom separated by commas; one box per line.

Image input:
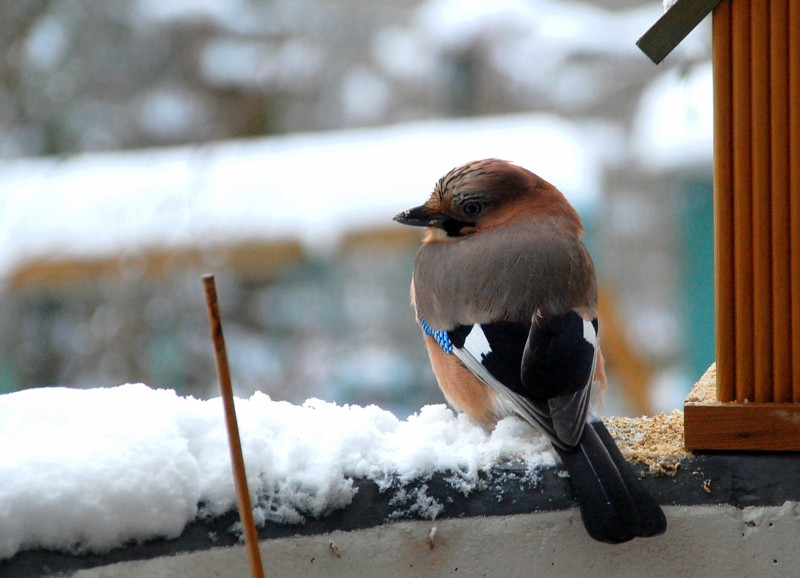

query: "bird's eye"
left=463, top=201, right=484, bottom=217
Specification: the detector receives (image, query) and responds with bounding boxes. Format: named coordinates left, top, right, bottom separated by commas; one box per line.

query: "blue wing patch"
left=420, top=317, right=453, bottom=354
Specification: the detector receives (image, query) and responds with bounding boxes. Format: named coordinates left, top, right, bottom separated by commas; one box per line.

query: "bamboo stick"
left=712, top=0, right=736, bottom=402
left=731, top=0, right=754, bottom=402
left=770, top=0, right=792, bottom=403
left=203, top=275, right=266, bottom=578
left=790, top=0, right=800, bottom=402
left=750, top=0, right=772, bottom=402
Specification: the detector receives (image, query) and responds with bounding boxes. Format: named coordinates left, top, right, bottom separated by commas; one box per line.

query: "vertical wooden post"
left=750, top=0, right=772, bottom=403
left=790, top=0, right=800, bottom=402
left=770, top=0, right=792, bottom=403
left=712, top=0, right=735, bottom=402
left=731, top=0, right=754, bottom=403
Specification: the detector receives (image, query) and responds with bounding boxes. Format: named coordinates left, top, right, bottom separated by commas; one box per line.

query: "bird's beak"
left=393, top=204, right=448, bottom=228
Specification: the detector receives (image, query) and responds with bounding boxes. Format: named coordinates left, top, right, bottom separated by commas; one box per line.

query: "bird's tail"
left=554, top=420, right=667, bottom=544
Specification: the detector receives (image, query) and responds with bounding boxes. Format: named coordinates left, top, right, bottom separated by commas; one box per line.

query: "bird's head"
left=393, top=159, right=582, bottom=239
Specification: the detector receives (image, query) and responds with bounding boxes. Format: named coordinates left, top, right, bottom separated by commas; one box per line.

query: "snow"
left=24, top=15, right=69, bottom=71
left=138, top=89, right=210, bottom=139
left=415, top=0, right=656, bottom=55
left=134, top=0, right=247, bottom=25
left=0, top=384, right=554, bottom=560
left=633, top=62, right=713, bottom=171
left=340, top=68, right=392, bottom=124
left=0, top=114, right=601, bottom=278
left=377, top=0, right=668, bottom=111
left=200, top=38, right=322, bottom=90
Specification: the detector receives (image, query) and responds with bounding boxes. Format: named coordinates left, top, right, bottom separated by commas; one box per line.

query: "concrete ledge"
left=72, top=505, right=800, bottom=577
left=3, top=453, right=800, bottom=577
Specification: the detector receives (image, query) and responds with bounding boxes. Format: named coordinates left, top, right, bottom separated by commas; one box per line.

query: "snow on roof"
left=632, top=61, right=713, bottom=171
left=416, top=0, right=659, bottom=57
left=0, top=384, right=553, bottom=560
left=0, top=114, right=600, bottom=278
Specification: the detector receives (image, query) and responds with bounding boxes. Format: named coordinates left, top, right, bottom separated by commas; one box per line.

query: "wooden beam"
left=636, top=0, right=723, bottom=64
left=685, top=402, right=800, bottom=451
left=685, top=365, right=800, bottom=451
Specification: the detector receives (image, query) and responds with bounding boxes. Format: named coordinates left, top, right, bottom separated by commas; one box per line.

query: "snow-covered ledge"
left=2, top=386, right=799, bottom=577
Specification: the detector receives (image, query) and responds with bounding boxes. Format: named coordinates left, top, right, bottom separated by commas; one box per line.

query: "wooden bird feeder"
left=638, top=0, right=800, bottom=451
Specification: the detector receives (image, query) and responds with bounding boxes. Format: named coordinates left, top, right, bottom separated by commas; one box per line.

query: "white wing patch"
left=463, top=324, right=492, bottom=360
left=582, top=320, right=597, bottom=348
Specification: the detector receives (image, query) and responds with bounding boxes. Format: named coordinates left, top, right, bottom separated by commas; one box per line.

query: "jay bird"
left=393, top=159, right=666, bottom=544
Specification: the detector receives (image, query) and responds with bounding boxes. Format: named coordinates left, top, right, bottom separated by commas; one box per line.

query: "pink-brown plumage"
left=394, top=159, right=665, bottom=544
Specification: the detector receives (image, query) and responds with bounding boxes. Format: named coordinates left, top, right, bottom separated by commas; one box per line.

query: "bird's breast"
left=412, top=222, right=596, bottom=329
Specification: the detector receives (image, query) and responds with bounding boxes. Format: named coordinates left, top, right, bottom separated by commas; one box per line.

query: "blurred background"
left=0, top=0, right=713, bottom=418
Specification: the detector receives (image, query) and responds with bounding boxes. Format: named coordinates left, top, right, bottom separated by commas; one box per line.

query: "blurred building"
left=0, top=0, right=713, bottom=416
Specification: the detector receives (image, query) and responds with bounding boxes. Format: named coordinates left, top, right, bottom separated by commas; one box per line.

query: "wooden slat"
left=770, top=0, right=792, bottom=403
left=731, top=0, right=754, bottom=402
left=750, top=0, right=772, bottom=403
left=790, top=0, right=800, bottom=402
left=712, top=1, right=736, bottom=402
left=636, top=0, right=723, bottom=64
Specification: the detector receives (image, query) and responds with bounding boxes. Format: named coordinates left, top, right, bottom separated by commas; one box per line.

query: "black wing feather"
left=446, top=313, right=666, bottom=543
left=521, top=314, right=597, bottom=400
left=521, top=311, right=597, bottom=448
